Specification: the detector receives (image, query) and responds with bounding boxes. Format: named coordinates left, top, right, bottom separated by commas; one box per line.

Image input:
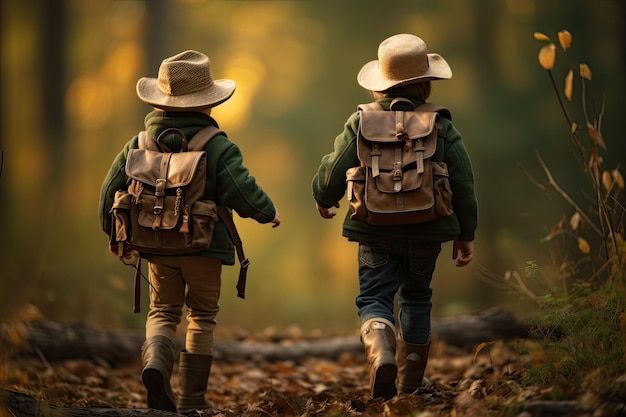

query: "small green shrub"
left=514, top=30, right=625, bottom=400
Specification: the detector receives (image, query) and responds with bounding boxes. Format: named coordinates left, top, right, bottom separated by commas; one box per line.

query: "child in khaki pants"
left=99, top=50, right=280, bottom=412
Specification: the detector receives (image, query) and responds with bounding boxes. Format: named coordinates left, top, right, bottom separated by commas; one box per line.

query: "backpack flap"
left=125, top=149, right=204, bottom=189
left=125, top=149, right=205, bottom=230
left=358, top=110, right=438, bottom=174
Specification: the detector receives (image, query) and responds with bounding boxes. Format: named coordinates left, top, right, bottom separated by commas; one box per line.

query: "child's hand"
left=452, top=240, right=473, bottom=267
left=316, top=202, right=340, bottom=219
left=271, top=211, right=281, bottom=228
left=121, top=250, right=140, bottom=265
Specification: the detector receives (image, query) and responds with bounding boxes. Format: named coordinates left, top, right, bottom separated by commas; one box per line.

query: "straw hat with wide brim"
left=136, top=50, right=236, bottom=111
left=357, top=34, right=452, bottom=92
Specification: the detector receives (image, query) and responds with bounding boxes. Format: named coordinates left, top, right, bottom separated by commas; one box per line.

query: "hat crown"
left=157, top=50, right=214, bottom=96
left=378, top=34, right=429, bottom=81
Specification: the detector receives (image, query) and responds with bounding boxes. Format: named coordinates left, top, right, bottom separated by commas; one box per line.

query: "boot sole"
left=142, top=367, right=176, bottom=412
left=372, top=363, right=398, bottom=399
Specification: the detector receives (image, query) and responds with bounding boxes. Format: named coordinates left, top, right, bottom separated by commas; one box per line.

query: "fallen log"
left=1, top=308, right=529, bottom=366
left=4, top=389, right=181, bottom=417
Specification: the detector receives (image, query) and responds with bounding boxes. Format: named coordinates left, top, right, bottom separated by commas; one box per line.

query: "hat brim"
left=136, top=78, right=236, bottom=111
left=357, top=53, right=452, bottom=92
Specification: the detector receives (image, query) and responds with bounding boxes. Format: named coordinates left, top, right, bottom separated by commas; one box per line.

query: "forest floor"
left=1, top=331, right=621, bottom=417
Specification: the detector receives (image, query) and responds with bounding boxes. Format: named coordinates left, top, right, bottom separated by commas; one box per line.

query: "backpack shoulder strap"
left=137, top=131, right=160, bottom=151
left=187, top=125, right=226, bottom=151
left=416, top=102, right=452, bottom=121
left=357, top=101, right=384, bottom=112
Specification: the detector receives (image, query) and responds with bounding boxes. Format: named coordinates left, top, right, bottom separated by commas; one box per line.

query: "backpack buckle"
left=155, top=178, right=166, bottom=196
left=393, top=161, right=403, bottom=192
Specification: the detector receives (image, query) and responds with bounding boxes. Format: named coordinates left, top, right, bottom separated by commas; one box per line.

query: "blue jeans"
left=356, top=240, right=441, bottom=345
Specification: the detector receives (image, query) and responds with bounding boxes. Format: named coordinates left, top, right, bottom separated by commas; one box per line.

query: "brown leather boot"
left=396, top=338, right=430, bottom=395
left=177, top=349, right=214, bottom=413
left=141, top=335, right=177, bottom=412
left=361, top=318, right=397, bottom=399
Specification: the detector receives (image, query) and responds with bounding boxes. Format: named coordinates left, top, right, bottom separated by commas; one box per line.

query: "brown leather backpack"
left=110, top=126, right=250, bottom=308
left=346, top=98, right=454, bottom=226
left=111, top=126, right=221, bottom=255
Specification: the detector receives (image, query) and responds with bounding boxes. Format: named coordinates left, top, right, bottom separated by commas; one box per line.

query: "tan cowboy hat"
left=136, top=50, right=236, bottom=110
left=357, top=34, right=452, bottom=92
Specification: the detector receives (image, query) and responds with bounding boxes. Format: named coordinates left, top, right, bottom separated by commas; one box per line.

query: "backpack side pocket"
left=431, top=162, right=454, bottom=217
left=189, top=199, right=218, bottom=249
left=346, top=166, right=367, bottom=222
left=110, top=191, right=133, bottom=254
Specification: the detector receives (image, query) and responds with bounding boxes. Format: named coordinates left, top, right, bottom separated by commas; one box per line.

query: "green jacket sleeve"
left=441, top=121, right=478, bottom=241
left=210, top=138, right=276, bottom=223
left=98, top=137, right=137, bottom=235
left=311, top=112, right=361, bottom=208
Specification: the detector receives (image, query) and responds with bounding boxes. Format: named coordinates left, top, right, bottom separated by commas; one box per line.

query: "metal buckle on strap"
left=241, top=258, right=250, bottom=269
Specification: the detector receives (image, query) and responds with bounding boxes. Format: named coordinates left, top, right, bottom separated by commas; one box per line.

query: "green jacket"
left=312, top=98, right=478, bottom=243
left=99, top=111, right=277, bottom=265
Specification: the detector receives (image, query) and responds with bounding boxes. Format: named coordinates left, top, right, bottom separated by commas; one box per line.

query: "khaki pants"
left=145, top=255, right=222, bottom=355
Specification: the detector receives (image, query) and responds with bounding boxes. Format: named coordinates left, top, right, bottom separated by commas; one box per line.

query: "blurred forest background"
left=1, top=0, right=624, bottom=335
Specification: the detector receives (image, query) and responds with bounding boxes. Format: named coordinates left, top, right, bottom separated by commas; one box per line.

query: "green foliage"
left=523, top=288, right=625, bottom=396
left=515, top=30, right=626, bottom=401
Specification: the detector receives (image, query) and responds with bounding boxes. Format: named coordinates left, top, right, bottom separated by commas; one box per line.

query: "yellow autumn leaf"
left=613, top=168, right=625, bottom=189
left=587, top=123, right=607, bottom=150
left=564, top=69, right=573, bottom=101
left=558, top=30, right=572, bottom=51
left=538, top=43, right=556, bottom=70
left=578, top=237, right=591, bottom=254
left=533, top=32, right=550, bottom=41
left=569, top=212, right=581, bottom=231
left=580, top=63, right=592, bottom=80
left=602, top=170, right=613, bottom=191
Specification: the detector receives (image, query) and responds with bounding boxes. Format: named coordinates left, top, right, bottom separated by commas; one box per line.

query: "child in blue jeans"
left=312, top=34, right=477, bottom=398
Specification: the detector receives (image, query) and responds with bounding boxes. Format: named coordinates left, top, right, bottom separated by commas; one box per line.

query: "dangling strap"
left=134, top=257, right=142, bottom=313
left=217, top=205, right=249, bottom=299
